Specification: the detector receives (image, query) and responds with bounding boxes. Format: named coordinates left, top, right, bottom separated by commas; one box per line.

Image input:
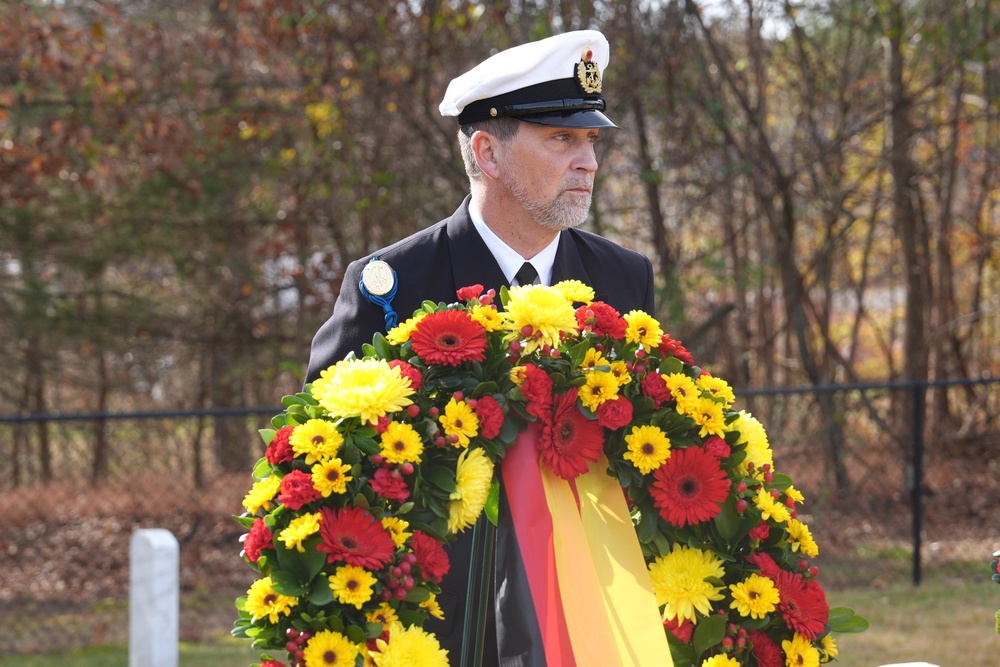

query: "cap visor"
left=518, top=109, right=620, bottom=129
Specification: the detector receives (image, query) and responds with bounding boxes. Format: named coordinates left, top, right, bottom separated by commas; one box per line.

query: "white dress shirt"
left=469, top=202, right=559, bottom=287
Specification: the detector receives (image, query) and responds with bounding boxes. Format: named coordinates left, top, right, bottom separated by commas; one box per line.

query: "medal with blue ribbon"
left=359, top=258, right=399, bottom=331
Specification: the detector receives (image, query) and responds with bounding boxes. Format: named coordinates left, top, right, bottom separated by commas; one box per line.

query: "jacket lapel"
left=551, top=230, right=593, bottom=287
left=447, top=197, right=510, bottom=294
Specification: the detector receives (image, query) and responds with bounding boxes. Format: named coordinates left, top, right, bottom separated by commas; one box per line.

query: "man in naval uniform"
left=305, top=30, right=655, bottom=667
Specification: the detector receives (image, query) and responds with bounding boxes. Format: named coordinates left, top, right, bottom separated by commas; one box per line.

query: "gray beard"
left=502, top=168, right=592, bottom=231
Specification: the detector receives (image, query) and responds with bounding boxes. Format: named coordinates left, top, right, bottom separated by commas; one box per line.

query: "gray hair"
left=458, top=116, right=522, bottom=181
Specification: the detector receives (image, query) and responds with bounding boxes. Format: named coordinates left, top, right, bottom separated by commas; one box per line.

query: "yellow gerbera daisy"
left=731, top=411, right=773, bottom=475
left=648, top=543, right=725, bottom=623
left=623, top=310, right=663, bottom=348
left=701, top=655, right=740, bottom=667
left=754, top=488, right=791, bottom=524
left=552, top=279, right=595, bottom=305
left=439, top=398, right=479, bottom=448
left=664, top=373, right=700, bottom=414
left=502, top=284, right=578, bottom=355
left=782, top=633, right=821, bottom=667
left=509, top=365, right=527, bottom=386
left=371, top=622, right=449, bottom=667
left=302, top=629, right=360, bottom=667
left=420, top=591, right=446, bottom=620
left=366, top=601, right=400, bottom=627
left=690, top=396, right=726, bottom=438
left=242, top=475, right=281, bottom=514
left=610, top=360, right=632, bottom=387
left=624, top=425, right=672, bottom=474
left=729, top=573, right=780, bottom=619
left=578, top=371, right=619, bottom=411
left=245, top=576, right=297, bottom=623
left=469, top=304, right=503, bottom=332
left=448, top=447, right=494, bottom=533
left=278, top=512, right=322, bottom=553
left=696, top=375, right=736, bottom=408
left=579, top=347, right=610, bottom=372
left=380, top=421, right=424, bottom=464
left=381, top=516, right=412, bottom=549
left=329, top=564, right=377, bottom=609
left=311, top=358, right=414, bottom=424
left=386, top=311, right=427, bottom=346
left=311, top=458, right=353, bottom=497
left=290, top=419, right=345, bottom=464
left=786, top=518, right=819, bottom=558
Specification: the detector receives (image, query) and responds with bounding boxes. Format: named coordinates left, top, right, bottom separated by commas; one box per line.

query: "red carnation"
left=596, top=395, right=633, bottom=430
left=650, top=446, right=731, bottom=527
left=520, top=364, right=554, bottom=418
left=389, top=359, right=423, bottom=391
left=260, top=660, right=288, bottom=667
left=410, top=309, right=488, bottom=366
left=662, top=616, right=694, bottom=643
left=575, top=301, right=627, bottom=338
left=242, top=518, right=273, bottom=564
left=370, top=467, right=410, bottom=502
left=747, top=551, right=782, bottom=579
left=278, top=469, right=322, bottom=510
left=658, top=333, right=694, bottom=365
left=749, top=521, right=771, bottom=542
left=703, top=435, right=731, bottom=458
left=410, top=530, right=450, bottom=583
left=265, top=425, right=295, bottom=465
left=748, top=630, right=783, bottom=667
left=317, top=506, right=396, bottom=569
left=773, top=569, right=829, bottom=639
left=475, top=395, right=505, bottom=440
left=538, top=389, right=604, bottom=480
left=640, top=372, right=671, bottom=409
left=456, top=284, right=484, bottom=301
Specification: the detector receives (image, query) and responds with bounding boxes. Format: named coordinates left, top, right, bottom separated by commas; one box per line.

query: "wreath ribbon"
left=503, top=424, right=672, bottom=666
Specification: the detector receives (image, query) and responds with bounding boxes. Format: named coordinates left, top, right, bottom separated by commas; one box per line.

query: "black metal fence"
left=1, top=378, right=998, bottom=655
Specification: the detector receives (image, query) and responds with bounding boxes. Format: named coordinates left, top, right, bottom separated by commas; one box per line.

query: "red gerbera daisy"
left=747, top=551, right=781, bottom=579
left=650, top=446, right=731, bottom=526
left=773, top=568, right=829, bottom=639
left=575, top=301, right=627, bottom=338
left=242, top=517, right=273, bottom=564
left=410, top=309, right=487, bottom=366
left=538, top=388, right=604, bottom=480
left=410, top=530, right=450, bottom=583
left=317, top=506, right=395, bottom=569
left=748, top=630, right=783, bottom=667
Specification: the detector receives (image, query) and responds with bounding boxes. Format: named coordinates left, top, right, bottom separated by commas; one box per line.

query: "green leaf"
left=423, top=465, right=457, bottom=493
left=692, top=613, right=726, bottom=658
left=252, top=457, right=275, bottom=481
left=664, top=631, right=697, bottom=667
left=353, top=437, right=380, bottom=456
left=405, top=586, right=431, bottom=603
left=661, top=356, right=684, bottom=375
left=259, top=428, right=277, bottom=446
left=828, top=607, right=870, bottom=633
left=270, top=570, right=308, bottom=597
left=472, top=381, right=499, bottom=397
left=398, top=608, right=425, bottom=628
left=307, top=575, right=334, bottom=606
left=485, top=479, right=500, bottom=526
left=636, top=509, right=657, bottom=544
left=372, top=332, right=393, bottom=360
left=346, top=624, right=367, bottom=644
left=769, top=472, right=794, bottom=492
left=273, top=535, right=327, bottom=588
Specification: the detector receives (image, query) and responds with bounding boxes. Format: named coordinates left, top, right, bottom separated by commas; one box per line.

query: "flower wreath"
left=234, top=281, right=866, bottom=667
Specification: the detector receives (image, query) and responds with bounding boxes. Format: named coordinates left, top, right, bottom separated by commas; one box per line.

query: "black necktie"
left=514, top=262, right=538, bottom=286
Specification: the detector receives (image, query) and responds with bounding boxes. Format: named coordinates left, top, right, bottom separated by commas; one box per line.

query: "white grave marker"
left=129, top=528, right=179, bottom=667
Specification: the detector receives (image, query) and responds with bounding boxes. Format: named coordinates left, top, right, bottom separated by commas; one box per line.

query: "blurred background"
left=1, top=0, right=998, bottom=663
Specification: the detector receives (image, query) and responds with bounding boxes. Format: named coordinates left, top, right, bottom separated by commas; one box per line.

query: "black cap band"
left=457, top=77, right=604, bottom=125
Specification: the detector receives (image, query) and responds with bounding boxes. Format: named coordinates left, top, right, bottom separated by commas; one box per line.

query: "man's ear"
left=470, top=130, right=501, bottom=180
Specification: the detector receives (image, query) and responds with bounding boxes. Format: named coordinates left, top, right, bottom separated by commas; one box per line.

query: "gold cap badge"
left=576, top=48, right=602, bottom=94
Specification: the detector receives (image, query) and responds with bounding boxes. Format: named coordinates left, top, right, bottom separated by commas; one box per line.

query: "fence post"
left=911, top=382, right=925, bottom=586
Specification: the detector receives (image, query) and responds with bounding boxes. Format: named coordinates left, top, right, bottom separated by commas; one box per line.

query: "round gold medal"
left=361, top=260, right=395, bottom=296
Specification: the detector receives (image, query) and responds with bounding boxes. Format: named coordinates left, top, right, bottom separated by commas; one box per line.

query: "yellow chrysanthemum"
left=329, top=564, right=377, bottom=610
left=552, top=279, right=595, bottom=305
left=448, top=447, right=494, bottom=533
left=648, top=543, right=725, bottom=623
left=820, top=634, right=839, bottom=661
left=580, top=347, right=610, bottom=372
left=311, top=358, right=414, bottom=424
left=786, top=485, right=805, bottom=504
left=690, top=396, right=726, bottom=438
left=623, top=310, right=663, bottom=348
left=782, top=633, right=821, bottom=667
left=381, top=516, right=412, bottom=549
left=311, top=458, right=353, bottom=497
left=578, top=371, right=619, bottom=411
left=278, top=512, right=322, bottom=553
left=380, top=421, right=424, bottom=464
left=624, top=425, right=672, bottom=474
left=245, top=576, right=297, bottom=623
left=420, top=591, right=446, bottom=620
left=242, top=475, right=281, bottom=514
left=786, top=518, right=819, bottom=558
left=732, top=411, right=773, bottom=475
left=367, top=601, right=400, bottom=628
left=469, top=304, right=504, bottom=332
left=729, top=573, right=780, bottom=619
left=664, top=373, right=700, bottom=414
left=302, top=629, right=360, bottom=667
left=509, top=366, right=527, bottom=386
left=371, top=622, right=449, bottom=667
left=754, top=488, right=791, bottom=524
left=439, top=398, right=479, bottom=448
left=290, top=419, right=345, bottom=464
left=609, top=361, right=632, bottom=387
left=502, top=284, right=578, bottom=355
left=386, top=311, right=427, bottom=346
left=696, top=375, right=736, bottom=408
left=701, top=655, right=740, bottom=667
